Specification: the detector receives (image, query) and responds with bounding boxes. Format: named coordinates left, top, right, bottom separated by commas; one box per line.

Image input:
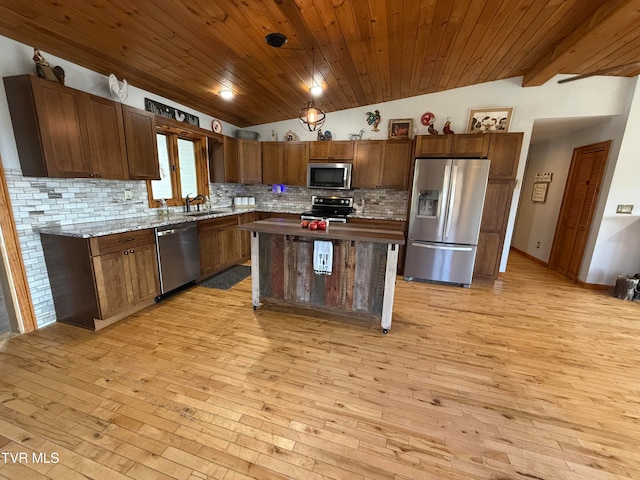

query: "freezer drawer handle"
left=411, top=242, right=473, bottom=252
left=157, top=229, right=176, bottom=237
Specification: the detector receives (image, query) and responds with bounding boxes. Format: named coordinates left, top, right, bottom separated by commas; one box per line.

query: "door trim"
left=0, top=159, right=37, bottom=332
left=549, top=140, right=611, bottom=282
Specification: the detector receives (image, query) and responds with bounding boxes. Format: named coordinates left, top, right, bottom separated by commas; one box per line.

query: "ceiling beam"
left=522, top=0, right=640, bottom=87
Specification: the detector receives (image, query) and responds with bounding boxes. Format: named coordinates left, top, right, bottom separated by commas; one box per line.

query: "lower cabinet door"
left=93, top=250, right=132, bottom=319
left=129, top=244, right=160, bottom=303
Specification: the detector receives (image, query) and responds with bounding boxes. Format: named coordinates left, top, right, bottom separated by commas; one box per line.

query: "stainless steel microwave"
left=307, top=163, right=352, bottom=190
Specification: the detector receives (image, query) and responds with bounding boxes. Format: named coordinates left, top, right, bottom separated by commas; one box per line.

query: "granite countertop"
left=36, top=206, right=405, bottom=238
left=238, top=218, right=405, bottom=245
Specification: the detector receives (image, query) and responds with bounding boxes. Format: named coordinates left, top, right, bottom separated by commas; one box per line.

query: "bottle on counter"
left=159, top=199, right=168, bottom=216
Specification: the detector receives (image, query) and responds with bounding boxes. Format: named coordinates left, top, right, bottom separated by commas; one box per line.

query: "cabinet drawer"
left=198, top=215, right=238, bottom=232
left=90, top=229, right=155, bottom=256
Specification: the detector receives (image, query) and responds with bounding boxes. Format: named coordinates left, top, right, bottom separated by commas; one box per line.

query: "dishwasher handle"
left=156, top=229, right=176, bottom=237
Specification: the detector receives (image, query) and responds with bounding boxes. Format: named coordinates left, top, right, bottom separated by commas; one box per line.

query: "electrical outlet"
left=123, top=189, right=133, bottom=200
left=616, top=204, right=633, bottom=214
left=515, top=179, right=522, bottom=188
left=536, top=241, right=540, bottom=249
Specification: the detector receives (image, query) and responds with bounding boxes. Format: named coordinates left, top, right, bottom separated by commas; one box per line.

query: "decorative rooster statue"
left=366, top=109, right=381, bottom=132
left=443, top=121, right=454, bottom=135
left=428, top=123, right=439, bottom=135
left=33, top=48, right=65, bottom=84
left=108, top=73, right=128, bottom=102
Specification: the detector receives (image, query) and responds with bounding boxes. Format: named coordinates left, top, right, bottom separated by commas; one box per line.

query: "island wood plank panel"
left=2, top=252, right=640, bottom=479
left=258, top=234, right=388, bottom=316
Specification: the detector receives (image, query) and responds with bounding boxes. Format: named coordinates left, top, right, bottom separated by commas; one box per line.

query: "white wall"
left=248, top=76, right=637, bottom=274
left=586, top=79, right=640, bottom=285
left=512, top=115, right=627, bottom=266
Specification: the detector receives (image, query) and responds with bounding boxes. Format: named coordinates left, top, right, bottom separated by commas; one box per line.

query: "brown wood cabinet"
left=309, top=140, right=354, bottom=161
left=414, top=133, right=489, bottom=158
left=238, top=139, right=262, bottom=184
left=209, top=136, right=240, bottom=183
left=352, top=140, right=412, bottom=189
left=198, top=216, right=242, bottom=277
left=122, top=106, right=160, bottom=179
left=40, top=229, right=159, bottom=330
left=83, top=93, right=129, bottom=179
left=473, top=133, right=524, bottom=280
left=261, top=141, right=309, bottom=186
left=4, top=74, right=159, bottom=180
left=89, top=230, right=159, bottom=323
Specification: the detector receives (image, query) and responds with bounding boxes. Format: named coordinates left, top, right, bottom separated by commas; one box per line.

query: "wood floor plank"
left=1, top=252, right=640, bottom=479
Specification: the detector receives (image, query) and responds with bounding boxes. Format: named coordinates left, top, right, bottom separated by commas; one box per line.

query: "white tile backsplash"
left=5, top=168, right=407, bottom=328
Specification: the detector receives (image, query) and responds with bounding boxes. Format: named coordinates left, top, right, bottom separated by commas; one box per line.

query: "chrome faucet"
left=185, top=194, right=205, bottom=212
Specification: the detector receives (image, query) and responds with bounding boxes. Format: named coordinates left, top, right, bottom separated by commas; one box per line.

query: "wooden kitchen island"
left=238, top=218, right=405, bottom=333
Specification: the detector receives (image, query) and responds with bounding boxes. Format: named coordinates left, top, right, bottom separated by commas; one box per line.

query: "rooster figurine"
left=366, top=109, right=381, bottom=132
left=428, top=123, right=439, bottom=135
left=108, top=73, right=128, bottom=102
left=33, top=48, right=65, bottom=84
left=443, top=121, right=454, bottom=135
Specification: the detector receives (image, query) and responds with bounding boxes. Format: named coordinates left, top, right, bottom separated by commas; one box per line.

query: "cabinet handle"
left=118, top=237, right=135, bottom=243
left=129, top=249, right=134, bottom=253
left=123, top=251, right=128, bottom=255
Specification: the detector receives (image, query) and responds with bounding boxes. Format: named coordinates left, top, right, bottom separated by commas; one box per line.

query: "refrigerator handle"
left=445, top=165, right=458, bottom=239
left=439, top=165, right=451, bottom=237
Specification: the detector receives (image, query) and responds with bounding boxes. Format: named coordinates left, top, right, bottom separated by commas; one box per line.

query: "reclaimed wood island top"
left=238, top=218, right=405, bottom=334
left=237, top=218, right=405, bottom=245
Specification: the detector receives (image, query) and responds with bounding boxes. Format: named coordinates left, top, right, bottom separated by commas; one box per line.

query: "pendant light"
left=299, top=47, right=325, bottom=132
left=265, top=33, right=326, bottom=132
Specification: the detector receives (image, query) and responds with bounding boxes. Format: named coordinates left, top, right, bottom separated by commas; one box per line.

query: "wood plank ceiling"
left=0, top=0, right=639, bottom=127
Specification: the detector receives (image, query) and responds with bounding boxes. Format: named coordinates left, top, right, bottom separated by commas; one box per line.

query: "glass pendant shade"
left=299, top=99, right=325, bottom=131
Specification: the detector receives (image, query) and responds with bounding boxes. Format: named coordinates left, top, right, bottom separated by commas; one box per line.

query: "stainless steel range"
left=301, top=195, right=354, bottom=223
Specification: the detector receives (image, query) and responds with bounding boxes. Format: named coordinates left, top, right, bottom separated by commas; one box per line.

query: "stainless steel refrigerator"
left=404, top=158, right=490, bottom=287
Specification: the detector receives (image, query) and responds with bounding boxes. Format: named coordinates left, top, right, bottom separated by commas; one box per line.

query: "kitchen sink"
left=184, top=210, right=227, bottom=217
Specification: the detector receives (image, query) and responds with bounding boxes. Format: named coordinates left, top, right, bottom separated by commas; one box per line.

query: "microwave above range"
left=307, top=163, right=352, bottom=190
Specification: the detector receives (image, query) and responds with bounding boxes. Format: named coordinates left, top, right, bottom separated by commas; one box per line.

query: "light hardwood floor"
left=1, top=252, right=639, bottom=479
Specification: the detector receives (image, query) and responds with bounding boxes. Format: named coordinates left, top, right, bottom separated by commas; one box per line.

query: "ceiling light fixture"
left=299, top=47, right=325, bottom=131
left=219, top=89, right=233, bottom=100
left=265, top=33, right=326, bottom=132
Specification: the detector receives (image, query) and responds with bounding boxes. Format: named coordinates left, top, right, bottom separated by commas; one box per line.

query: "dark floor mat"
left=199, top=265, right=251, bottom=290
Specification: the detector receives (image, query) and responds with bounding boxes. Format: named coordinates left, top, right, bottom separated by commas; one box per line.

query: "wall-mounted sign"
left=144, top=98, right=200, bottom=127
left=531, top=182, right=549, bottom=203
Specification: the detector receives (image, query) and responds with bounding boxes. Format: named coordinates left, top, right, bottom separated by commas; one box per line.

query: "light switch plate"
left=123, top=189, right=133, bottom=200
left=616, top=204, right=633, bottom=214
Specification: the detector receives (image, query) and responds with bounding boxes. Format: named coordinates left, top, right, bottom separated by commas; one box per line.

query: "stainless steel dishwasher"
left=155, top=222, right=200, bottom=296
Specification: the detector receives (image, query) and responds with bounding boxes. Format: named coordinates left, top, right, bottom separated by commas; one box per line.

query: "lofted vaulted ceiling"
left=1, top=0, right=639, bottom=127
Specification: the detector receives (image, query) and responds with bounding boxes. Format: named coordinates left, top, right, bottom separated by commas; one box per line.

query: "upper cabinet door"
left=487, top=133, right=523, bottom=179
left=261, top=142, right=285, bottom=185
left=381, top=140, right=412, bottom=189
left=122, top=106, right=160, bottom=180
left=284, top=142, right=309, bottom=186
left=83, top=94, right=129, bottom=179
left=309, top=140, right=354, bottom=160
left=352, top=140, right=383, bottom=188
left=414, top=135, right=452, bottom=158
left=238, top=139, right=262, bottom=184
left=450, top=134, right=490, bottom=158
left=29, top=76, right=91, bottom=177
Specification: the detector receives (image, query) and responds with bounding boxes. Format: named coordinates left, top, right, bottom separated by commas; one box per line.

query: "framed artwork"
left=466, top=107, right=513, bottom=134
left=531, top=182, right=548, bottom=203
left=388, top=118, right=413, bottom=139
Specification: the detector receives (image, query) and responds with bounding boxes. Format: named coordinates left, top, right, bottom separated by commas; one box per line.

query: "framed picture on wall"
left=531, top=182, right=548, bottom=203
left=466, top=107, right=513, bottom=133
left=388, top=119, right=413, bottom=139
